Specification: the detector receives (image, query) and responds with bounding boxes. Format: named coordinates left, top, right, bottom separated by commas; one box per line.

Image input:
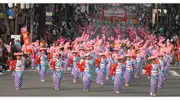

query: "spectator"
left=0, top=39, right=7, bottom=63
left=0, top=39, right=8, bottom=74
left=11, top=40, right=18, bottom=60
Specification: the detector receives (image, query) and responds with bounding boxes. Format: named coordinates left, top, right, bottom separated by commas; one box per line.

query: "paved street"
left=0, top=67, right=180, bottom=96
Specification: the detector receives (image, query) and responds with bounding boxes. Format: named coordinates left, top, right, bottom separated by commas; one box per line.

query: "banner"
left=104, top=8, right=125, bottom=17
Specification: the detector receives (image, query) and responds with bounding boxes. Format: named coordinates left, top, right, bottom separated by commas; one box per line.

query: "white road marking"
left=169, top=71, right=180, bottom=76
left=171, top=66, right=179, bottom=68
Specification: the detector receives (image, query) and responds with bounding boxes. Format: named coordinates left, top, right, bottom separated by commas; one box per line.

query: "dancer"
left=78, top=53, right=93, bottom=92
left=110, top=55, right=125, bottom=94
left=157, top=53, right=166, bottom=89
left=135, top=49, right=142, bottom=78
left=95, top=53, right=106, bottom=85
left=9, top=52, right=25, bottom=90
left=50, top=52, right=63, bottom=90
left=145, top=55, right=159, bottom=96
left=124, top=53, right=134, bottom=87
left=106, top=52, right=114, bottom=80
left=71, top=50, right=80, bottom=83
left=31, top=44, right=36, bottom=69
left=164, top=50, right=172, bottom=76
left=35, top=48, right=48, bottom=82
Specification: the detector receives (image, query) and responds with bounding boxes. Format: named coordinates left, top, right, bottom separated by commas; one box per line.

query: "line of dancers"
left=8, top=35, right=175, bottom=96
left=8, top=23, right=179, bottom=96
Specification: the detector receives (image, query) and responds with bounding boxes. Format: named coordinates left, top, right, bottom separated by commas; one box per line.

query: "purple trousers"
left=106, top=65, right=110, bottom=79
left=135, top=63, right=141, bottom=77
left=39, top=69, right=46, bottom=80
left=96, top=70, right=105, bottom=84
left=114, top=75, right=123, bottom=92
left=52, top=72, right=61, bottom=89
left=72, top=68, right=79, bottom=81
left=82, top=74, right=91, bottom=90
left=158, top=74, right=164, bottom=88
left=31, top=59, right=35, bottom=69
left=13, top=72, right=23, bottom=88
left=124, top=70, right=133, bottom=85
left=150, top=76, right=158, bottom=94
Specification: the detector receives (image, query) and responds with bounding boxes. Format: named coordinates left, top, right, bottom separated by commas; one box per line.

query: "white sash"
left=55, top=66, right=61, bottom=71
left=126, top=66, right=132, bottom=70
left=15, top=67, right=23, bottom=71
left=116, top=69, right=121, bottom=74
left=40, top=61, right=44, bottom=64
left=85, top=68, right=89, bottom=72
left=151, top=70, right=158, bottom=75
left=100, top=64, right=104, bottom=68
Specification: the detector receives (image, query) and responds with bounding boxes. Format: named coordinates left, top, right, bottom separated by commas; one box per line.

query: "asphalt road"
left=0, top=68, right=180, bottom=96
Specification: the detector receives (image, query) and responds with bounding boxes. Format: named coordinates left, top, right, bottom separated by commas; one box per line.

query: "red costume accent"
left=50, top=59, right=56, bottom=70
left=145, top=64, right=153, bottom=76
left=35, top=55, right=42, bottom=65
left=77, top=61, right=85, bottom=72
left=124, top=61, right=127, bottom=65
left=48, top=54, right=53, bottom=61
left=110, top=63, right=118, bottom=76
left=67, top=58, right=73, bottom=67
left=155, top=59, right=160, bottom=65
left=9, top=60, right=17, bottom=71
left=131, top=55, right=137, bottom=59
left=95, top=58, right=101, bottom=67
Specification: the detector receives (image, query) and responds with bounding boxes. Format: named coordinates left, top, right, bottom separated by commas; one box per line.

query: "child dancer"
left=50, top=52, right=64, bottom=90
left=35, top=48, right=48, bottom=82
left=110, top=55, right=125, bottom=94
left=95, top=53, right=106, bottom=85
left=9, top=52, right=25, bottom=90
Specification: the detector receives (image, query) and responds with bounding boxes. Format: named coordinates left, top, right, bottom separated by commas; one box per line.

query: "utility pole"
left=15, top=4, right=20, bottom=35
left=59, top=4, right=62, bottom=27
left=160, top=4, right=163, bottom=25
left=167, top=4, right=169, bottom=27
left=156, top=4, right=159, bottom=26
left=30, top=5, right=34, bottom=42
left=11, top=7, right=15, bottom=34
left=2, top=4, right=11, bottom=42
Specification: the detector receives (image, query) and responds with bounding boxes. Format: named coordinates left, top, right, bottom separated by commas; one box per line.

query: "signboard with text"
left=11, top=35, right=20, bottom=41
left=104, top=8, right=125, bottom=17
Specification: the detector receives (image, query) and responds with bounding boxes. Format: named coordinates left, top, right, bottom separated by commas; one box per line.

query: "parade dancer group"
left=8, top=24, right=179, bottom=96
